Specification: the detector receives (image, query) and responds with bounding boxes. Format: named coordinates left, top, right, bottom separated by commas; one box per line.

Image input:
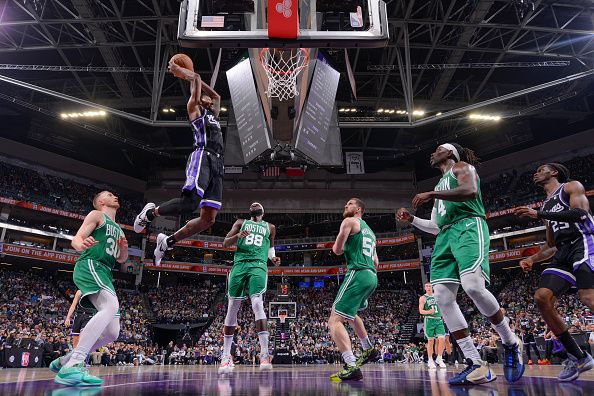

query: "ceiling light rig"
left=60, top=110, right=106, bottom=119
left=468, top=113, right=501, bottom=121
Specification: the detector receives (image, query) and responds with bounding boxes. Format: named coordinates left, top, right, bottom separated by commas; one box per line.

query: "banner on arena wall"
left=142, top=259, right=421, bottom=276
left=345, top=152, right=365, bottom=174
left=149, top=233, right=416, bottom=252
left=488, top=247, right=540, bottom=263
left=0, top=196, right=136, bottom=231
left=0, top=243, right=78, bottom=264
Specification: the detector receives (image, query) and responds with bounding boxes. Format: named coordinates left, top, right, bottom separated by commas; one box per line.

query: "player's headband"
left=439, top=143, right=460, bottom=162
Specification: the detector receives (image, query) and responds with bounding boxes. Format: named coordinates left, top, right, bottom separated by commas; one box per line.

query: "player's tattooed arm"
left=223, top=219, right=247, bottom=248
left=332, top=217, right=357, bottom=255
left=423, top=162, right=479, bottom=206
left=71, top=210, right=103, bottom=252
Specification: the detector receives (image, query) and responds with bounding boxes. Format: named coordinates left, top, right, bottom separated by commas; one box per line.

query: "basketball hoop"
left=278, top=309, right=288, bottom=324
left=260, top=48, right=309, bottom=101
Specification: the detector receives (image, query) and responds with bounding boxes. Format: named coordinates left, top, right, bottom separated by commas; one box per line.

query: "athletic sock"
left=456, top=336, right=482, bottom=365
left=491, top=317, right=516, bottom=345
left=360, top=336, right=372, bottom=350
left=342, top=351, right=357, bottom=367
left=166, top=235, right=177, bottom=247
left=146, top=208, right=156, bottom=221
left=258, top=331, right=270, bottom=357
left=59, top=351, right=73, bottom=366
left=223, top=335, right=233, bottom=358
left=557, top=331, right=586, bottom=359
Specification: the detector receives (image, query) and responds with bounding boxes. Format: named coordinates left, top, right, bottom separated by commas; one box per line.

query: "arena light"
left=350, top=108, right=357, bottom=112
left=436, top=112, right=442, bottom=116
left=396, top=110, right=406, bottom=114
left=468, top=113, right=501, bottom=121
left=412, top=110, right=425, bottom=116
left=377, top=108, right=384, bottom=113
left=162, top=107, right=175, bottom=113
left=220, top=107, right=228, bottom=112
left=60, top=110, right=107, bottom=119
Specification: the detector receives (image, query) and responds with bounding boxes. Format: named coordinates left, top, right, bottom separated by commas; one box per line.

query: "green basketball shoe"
left=54, top=363, right=104, bottom=387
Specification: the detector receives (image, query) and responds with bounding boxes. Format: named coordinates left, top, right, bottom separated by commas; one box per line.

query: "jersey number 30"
left=105, top=237, right=119, bottom=258
left=362, top=237, right=376, bottom=258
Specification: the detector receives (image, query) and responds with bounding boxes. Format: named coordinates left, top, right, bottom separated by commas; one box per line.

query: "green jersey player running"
left=329, top=198, right=380, bottom=382
left=397, top=143, right=523, bottom=386
left=219, top=202, right=281, bottom=374
left=419, top=282, right=447, bottom=369
left=52, top=191, right=128, bottom=387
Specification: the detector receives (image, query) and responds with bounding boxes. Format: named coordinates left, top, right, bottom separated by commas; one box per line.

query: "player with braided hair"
left=397, top=143, right=524, bottom=386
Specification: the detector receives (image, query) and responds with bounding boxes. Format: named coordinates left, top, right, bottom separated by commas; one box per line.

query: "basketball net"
left=279, top=312, right=287, bottom=324
left=260, top=48, right=309, bottom=101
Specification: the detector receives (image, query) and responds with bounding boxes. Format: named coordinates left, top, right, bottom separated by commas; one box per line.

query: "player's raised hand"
left=514, top=206, right=538, bottom=219
left=412, top=192, right=433, bottom=210
left=239, top=230, right=250, bottom=239
left=396, top=208, right=413, bottom=222
left=80, top=236, right=98, bottom=250
left=272, top=257, right=281, bottom=266
left=64, top=317, right=72, bottom=327
left=519, top=258, right=534, bottom=273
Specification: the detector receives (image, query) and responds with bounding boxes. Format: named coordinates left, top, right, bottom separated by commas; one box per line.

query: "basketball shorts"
left=227, top=263, right=268, bottom=300
left=539, top=237, right=594, bottom=296
left=182, top=148, right=224, bottom=210
left=73, top=259, right=120, bottom=316
left=430, top=217, right=490, bottom=286
left=333, top=269, right=378, bottom=321
left=71, top=313, right=93, bottom=336
left=424, top=317, right=446, bottom=339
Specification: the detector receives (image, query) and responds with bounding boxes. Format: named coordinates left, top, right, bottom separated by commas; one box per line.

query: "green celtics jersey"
left=343, top=218, right=377, bottom=272
left=234, top=219, right=270, bottom=266
left=78, top=213, right=124, bottom=269
left=423, top=294, right=441, bottom=319
left=434, top=167, right=486, bottom=228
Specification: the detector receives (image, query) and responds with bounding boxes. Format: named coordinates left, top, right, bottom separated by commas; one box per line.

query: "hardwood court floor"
left=0, top=363, right=592, bottom=395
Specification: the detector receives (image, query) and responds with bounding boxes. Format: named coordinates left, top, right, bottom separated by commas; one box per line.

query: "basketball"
left=169, top=53, right=193, bottom=73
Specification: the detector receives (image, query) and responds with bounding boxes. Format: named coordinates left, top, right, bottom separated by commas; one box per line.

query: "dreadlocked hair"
left=546, top=163, right=570, bottom=183
left=451, top=143, right=480, bottom=166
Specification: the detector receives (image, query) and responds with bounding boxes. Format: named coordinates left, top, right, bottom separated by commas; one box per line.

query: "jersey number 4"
left=362, top=237, right=376, bottom=258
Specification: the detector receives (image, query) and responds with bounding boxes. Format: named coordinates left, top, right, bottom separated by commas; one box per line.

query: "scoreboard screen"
left=277, top=283, right=290, bottom=297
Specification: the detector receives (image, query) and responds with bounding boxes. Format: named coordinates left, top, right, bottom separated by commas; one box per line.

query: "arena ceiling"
left=0, top=0, right=593, bottom=179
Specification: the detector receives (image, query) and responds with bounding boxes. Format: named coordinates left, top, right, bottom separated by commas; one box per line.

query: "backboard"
left=178, top=0, right=389, bottom=48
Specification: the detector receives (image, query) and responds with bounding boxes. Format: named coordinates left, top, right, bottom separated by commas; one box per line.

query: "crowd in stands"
left=147, top=282, right=224, bottom=324
left=0, top=161, right=143, bottom=225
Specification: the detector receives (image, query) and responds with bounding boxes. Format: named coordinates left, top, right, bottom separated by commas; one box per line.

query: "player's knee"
left=534, top=288, right=554, bottom=308
left=578, top=291, right=594, bottom=309
left=250, top=295, right=266, bottom=321
left=433, top=284, right=453, bottom=305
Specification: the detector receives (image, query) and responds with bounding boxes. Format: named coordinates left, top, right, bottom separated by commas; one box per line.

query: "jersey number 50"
left=362, top=237, right=376, bottom=258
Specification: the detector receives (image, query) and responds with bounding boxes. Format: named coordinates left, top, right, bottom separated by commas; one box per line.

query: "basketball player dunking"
left=329, top=198, right=380, bottom=382
left=515, top=163, right=594, bottom=381
left=218, top=203, right=281, bottom=374
left=134, top=61, right=224, bottom=265
left=52, top=191, right=127, bottom=387
left=397, top=143, right=523, bottom=386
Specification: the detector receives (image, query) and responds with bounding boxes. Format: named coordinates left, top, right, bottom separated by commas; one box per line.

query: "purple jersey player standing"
left=133, top=61, right=224, bottom=265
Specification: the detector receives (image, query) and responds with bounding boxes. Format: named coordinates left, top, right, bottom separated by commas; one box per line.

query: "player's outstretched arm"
left=268, top=224, right=281, bottom=266
left=396, top=207, right=440, bottom=235
left=515, top=181, right=590, bottom=222
left=64, top=290, right=82, bottom=327
left=223, top=219, right=246, bottom=248
left=72, top=210, right=103, bottom=252
left=332, top=218, right=356, bottom=255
